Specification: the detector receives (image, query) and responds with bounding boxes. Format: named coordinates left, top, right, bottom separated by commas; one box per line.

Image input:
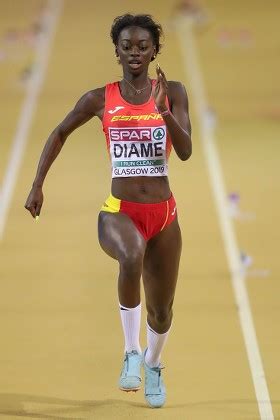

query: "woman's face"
left=116, top=26, right=156, bottom=74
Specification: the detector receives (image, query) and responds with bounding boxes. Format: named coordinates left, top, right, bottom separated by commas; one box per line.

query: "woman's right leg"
left=98, top=211, right=146, bottom=392
left=98, top=211, right=146, bottom=307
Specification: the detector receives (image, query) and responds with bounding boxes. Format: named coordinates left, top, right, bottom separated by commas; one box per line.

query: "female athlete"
left=25, top=13, right=192, bottom=408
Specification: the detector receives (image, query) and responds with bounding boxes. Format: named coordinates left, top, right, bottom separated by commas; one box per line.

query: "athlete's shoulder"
left=167, top=81, right=189, bottom=106
left=75, top=87, right=105, bottom=115
left=167, top=80, right=187, bottom=93
left=83, top=87, right=105, bottom=102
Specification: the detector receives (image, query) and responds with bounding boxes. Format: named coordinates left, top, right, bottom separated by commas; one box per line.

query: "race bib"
left=109, top=125, right=168, bottom=177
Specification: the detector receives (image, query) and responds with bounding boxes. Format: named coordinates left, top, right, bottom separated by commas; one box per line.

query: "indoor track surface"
left=0, top=1, right=279, bottom=419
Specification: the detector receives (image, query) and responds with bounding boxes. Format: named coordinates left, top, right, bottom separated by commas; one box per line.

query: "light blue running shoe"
left=143, top=348, right=166, bottom=408
left=119, top=350, right=142, bottom=392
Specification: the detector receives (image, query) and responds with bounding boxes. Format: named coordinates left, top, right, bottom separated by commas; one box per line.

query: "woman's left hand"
left=153, top=64, right=168, bottom=111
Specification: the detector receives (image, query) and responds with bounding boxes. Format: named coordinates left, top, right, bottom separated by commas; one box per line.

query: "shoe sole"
left=119, top=386, right=140, bottom=392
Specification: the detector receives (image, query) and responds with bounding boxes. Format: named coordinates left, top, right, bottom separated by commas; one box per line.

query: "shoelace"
left=124, top=351, right=140, bottom=371
left=148, top=365, right=165, bottom=387
left=150, top=365, right=165, bottom=372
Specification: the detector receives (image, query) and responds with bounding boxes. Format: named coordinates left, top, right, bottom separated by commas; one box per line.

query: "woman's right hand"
left=24, top=185, right=44, bottom=218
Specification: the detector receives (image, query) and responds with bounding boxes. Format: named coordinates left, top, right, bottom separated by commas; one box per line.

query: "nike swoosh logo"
left=171, top=207, right=177, bottom=216
left=108, top=106, right=125, bottom=114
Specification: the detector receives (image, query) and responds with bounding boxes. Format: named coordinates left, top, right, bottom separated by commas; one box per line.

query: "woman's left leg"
left=142, top=217, right=182, bottom=408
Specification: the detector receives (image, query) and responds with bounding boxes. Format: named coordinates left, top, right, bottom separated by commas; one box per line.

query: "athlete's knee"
left=147, top=304, right=173, bottom=332
left=155, top=307, right=173, bottom=326
left=119, top=250, right=144, bottom=277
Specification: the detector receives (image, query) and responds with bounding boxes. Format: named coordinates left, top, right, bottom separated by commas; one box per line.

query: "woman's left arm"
left=154, top=66, right=192, bottom=161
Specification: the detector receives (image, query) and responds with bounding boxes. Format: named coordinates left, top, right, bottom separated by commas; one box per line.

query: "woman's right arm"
left=25, top=88, right=104, bottom=218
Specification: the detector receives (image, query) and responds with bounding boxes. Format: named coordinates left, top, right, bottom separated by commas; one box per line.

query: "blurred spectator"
left=217, top=28, right=254, bottom=49
left=0, top=1, right=48, bottom=88
left=172, top=0, right=210, bottom=28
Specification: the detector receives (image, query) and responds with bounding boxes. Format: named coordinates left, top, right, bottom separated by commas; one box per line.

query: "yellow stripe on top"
left=101, top=194, right=121, bottom=213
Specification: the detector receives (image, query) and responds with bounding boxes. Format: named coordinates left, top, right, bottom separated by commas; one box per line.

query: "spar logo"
left=153, top=127, right=165, bottom=141
left=109, top=127, right=151, bottom=142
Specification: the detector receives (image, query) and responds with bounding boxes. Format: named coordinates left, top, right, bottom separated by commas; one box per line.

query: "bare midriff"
left=111, top=176, right=171, bottom=203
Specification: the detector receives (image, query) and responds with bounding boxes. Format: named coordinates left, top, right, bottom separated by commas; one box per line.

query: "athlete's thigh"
left=143, top=218, right=182, bottom=308
left=98, top=211, right=146, bottom=261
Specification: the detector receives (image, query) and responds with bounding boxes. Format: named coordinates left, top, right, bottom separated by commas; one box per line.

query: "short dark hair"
left=110, top=14, right=163, bottom=60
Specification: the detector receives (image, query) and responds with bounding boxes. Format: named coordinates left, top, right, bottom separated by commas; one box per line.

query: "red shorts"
left=101, top=194, right=177, bottom=241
